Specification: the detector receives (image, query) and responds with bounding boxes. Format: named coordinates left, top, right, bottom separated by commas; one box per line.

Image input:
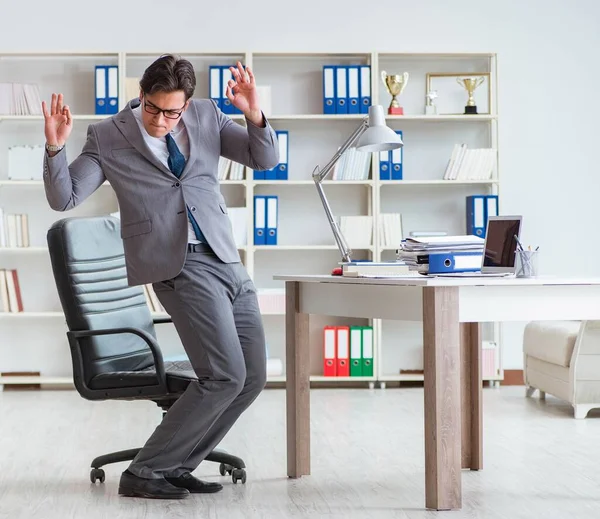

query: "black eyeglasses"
left=143, top=98, right=185, bottom=120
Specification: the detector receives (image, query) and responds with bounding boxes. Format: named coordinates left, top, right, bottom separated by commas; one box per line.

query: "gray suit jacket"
left=43, top=98, right=279, bottom=286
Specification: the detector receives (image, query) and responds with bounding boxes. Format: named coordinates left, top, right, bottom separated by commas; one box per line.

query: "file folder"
left=359, top=65, right=371, bottom=114
left=253, top=195, right=266, bottom=245
left=428, top=251, right=483, bottom=274
left=347, top=66, right=360, bottom=114
left=323, top=326, right=337, bottom=376
left=323, top=66, right=336, bottom=115
left=275, top=130, right=288, bottom=180
left=221, top=66, right=234, bottom=114
left=336, top=326, right=350, bottom=377
left=335, top=66, right=348, bottom=114
left=379, top=150, right=391, bottom=180
left=350, top=326, right=363, bottom=377
left=361, top=326, right=373, bottom=377
left=466, top=195, right=486, bottom=237
left=486, top=194, right=498, bottom=221
left=209, top=66, right=221, bottom=110
left=266, top=195, right=278, bottom=245
left=391, top=130, right=403, bottom=180
left=106, top=66, right=119, bottom=114
left=95, top=65, right=107, bottom=115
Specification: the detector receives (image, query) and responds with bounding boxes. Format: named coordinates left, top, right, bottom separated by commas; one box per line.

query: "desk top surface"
left=273, top=274, right=600, bottom=287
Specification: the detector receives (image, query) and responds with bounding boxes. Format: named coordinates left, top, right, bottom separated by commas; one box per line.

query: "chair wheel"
left=90, top=468, right=105, bottom=484
left=219, top=463, right=233, bottom=476
left=231, top=468, right=246, bottom=484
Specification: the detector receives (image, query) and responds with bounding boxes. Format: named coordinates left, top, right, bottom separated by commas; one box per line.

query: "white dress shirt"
left=132, top=105, right=199, bottom=244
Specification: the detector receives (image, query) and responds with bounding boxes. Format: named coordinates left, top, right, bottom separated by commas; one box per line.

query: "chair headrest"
left=48, top=216, right=123, bottom=263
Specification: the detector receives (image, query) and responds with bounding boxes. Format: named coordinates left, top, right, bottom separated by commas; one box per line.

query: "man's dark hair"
left=139, top=54, right=196, bottom=100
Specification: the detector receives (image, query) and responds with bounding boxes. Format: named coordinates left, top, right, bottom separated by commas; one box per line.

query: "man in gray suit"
left=42, top=55, right=279, bottom=499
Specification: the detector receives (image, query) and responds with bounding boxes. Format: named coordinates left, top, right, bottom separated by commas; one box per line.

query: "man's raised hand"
left=42, top=93, right=73, bottom=147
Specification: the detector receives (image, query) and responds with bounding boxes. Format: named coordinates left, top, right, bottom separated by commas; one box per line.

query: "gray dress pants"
left=128, top=245, right=267, bottom=479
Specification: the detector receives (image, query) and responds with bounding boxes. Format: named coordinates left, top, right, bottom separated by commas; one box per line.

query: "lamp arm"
left=313, top=179, right=352, bottom=263
left=312, top=117, right=369, bottom=264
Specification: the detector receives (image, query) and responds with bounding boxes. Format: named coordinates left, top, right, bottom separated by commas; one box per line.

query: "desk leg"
left=423, top=286, right=462, bottom=511
left=286, top=281, right=311, bottom=478
left=460, top=323, right=483, bottom=470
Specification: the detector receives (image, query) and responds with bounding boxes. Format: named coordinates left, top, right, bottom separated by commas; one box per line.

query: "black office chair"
left=46, top=215, right=247, bottom=485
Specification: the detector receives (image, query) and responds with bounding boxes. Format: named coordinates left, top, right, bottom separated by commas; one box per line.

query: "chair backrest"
left=47, top=216, right=156, bottom=383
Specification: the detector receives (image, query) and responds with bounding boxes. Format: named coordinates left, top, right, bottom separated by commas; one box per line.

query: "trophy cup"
left=380, top=71, right=409, bottom=115
left=457, top=76, right=485, bottom=114
left=425, top=89, right=438, bottom=115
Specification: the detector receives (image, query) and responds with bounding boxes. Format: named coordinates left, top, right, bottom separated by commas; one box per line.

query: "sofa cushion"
left=523, top=321, right=581, bottom=367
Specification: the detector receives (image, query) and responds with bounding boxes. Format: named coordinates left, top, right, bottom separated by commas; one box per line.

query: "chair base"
left=90, top=448, right=246, bottom=484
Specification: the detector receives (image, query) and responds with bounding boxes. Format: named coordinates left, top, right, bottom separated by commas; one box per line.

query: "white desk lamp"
left=312, top=104, right=403, bottom=263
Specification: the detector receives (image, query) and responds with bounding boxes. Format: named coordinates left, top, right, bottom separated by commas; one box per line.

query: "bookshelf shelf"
left=253, top=180, right=373, bottom=186
left=0, top=247, right=48, bottom=253
left=0, top=376, right=74, bottom=385
left=0, top=50, right=502, bottom=388
left=0, top=312, right=63, bottom=318
left=253, top=245, right=374, bottom=251
left=0, top=115, right=109, bottom=122
left=380, top=179, right=498, bottom=185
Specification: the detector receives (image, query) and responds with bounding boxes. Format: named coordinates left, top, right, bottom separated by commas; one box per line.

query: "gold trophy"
left=457, top=76, right=485, bottom=114
left=380, top=71, right=409, bottom=115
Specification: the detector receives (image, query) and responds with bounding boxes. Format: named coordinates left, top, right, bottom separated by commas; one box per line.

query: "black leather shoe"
left=165, top=472, right=224, bottom=493
left=118, top=470, right=190, bottom=499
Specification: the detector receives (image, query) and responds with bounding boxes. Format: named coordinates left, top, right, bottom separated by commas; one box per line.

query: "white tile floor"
left=1, top=386, right=600, bottom=518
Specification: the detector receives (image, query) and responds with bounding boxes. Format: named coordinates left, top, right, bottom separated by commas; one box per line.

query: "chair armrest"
left=67, top=326, right=168, bottom=400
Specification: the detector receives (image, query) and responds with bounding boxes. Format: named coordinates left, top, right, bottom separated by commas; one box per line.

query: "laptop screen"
left=482, top=217, right=522, bottom=269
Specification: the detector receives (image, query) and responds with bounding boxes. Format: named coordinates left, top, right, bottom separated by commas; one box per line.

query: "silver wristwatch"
left=45, top=143, right=64, bottom=153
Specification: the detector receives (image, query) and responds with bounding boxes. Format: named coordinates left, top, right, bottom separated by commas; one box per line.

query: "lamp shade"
left=356, top=105, right=404, bottom=153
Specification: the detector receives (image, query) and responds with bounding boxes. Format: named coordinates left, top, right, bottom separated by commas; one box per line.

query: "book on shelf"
left=0, top=82, right=42, bottom=115
left=331, top=146, right=371, bottom=181
left=0, top=210, right=30, bottom=248
left=379, top=213, right=403, bottom=248
left=0, top=269, right=23, bottom=313
left=217, top=157, right=245, bottom=180
left=442, top=144, right=497, bottom=180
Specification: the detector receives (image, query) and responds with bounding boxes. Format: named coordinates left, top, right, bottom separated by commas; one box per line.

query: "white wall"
left=1, top=0, right=599, bottom=369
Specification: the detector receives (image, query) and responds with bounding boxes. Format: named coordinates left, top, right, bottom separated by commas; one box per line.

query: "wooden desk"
left=274, top=274, right=600, bottom=511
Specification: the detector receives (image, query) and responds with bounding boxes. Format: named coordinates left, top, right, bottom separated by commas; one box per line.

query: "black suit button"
left=191, top=206, right=196, bottom=212
left=173, top=182, right=181, bottom=187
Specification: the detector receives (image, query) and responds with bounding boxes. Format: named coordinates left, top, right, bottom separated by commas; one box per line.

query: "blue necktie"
left=165, top=133, right=206, bottom=243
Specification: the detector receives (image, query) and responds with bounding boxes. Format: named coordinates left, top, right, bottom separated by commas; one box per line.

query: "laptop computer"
left=431, top=215, right=523, bottom=277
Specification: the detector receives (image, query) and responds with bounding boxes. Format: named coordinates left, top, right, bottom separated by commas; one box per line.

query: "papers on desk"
left=342, top=261, right=413, bottom=278
left=397, top=235, right=485, bottom=274
left=400, top=235, right=484, bottom=251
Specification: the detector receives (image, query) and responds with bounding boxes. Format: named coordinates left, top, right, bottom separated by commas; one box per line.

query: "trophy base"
left=425, top=105, right=437, bottom=115
left=388, top=106, right=404, bottom=115
left=464, top=105, right=478, bottom=115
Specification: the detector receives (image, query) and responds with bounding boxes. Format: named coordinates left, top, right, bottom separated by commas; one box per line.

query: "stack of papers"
left=397, top=235, right=484, bottom=273
left=342, top=261, right=413, bottom=278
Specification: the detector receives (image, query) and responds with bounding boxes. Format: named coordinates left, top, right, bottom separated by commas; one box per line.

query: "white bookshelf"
left=0, top=50, right=501, bottom=388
